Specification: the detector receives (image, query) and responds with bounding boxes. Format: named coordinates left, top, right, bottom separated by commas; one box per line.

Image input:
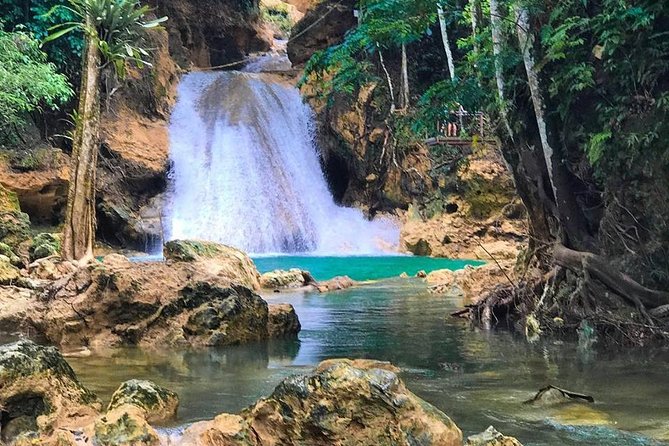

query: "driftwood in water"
left=554, top=244, right=669, bottom=309
left=524, top=385, right=594, bottom=405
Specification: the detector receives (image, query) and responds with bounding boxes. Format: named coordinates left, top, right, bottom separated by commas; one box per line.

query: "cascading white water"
left=165, top=70, right=399, bottom=254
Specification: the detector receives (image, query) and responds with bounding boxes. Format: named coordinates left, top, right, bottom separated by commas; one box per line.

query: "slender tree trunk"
left=470, top=0, right=479, bottom=56
left=62, top=31, right=101, bottom=262
left=437, top=5, right=456, bottom=81
left=488, top=0, right=513, bottom=139
left=514, top=6, right=557, bottom=200
left=399, top=43, right=410, bottom=109
left=377, top=44, right=396, bottom=113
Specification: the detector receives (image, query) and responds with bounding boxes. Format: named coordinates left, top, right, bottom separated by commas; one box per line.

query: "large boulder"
left=0, top=341, right=101, bottom=444
left=181, top=359, right=463, bottom=445
left=164, top=240, right=261, bottom=290
left=268, top=303, right=301, bottom=337
left=0, top=257, right=21, bottom=285
left=0, top=243, right=299, bottom=349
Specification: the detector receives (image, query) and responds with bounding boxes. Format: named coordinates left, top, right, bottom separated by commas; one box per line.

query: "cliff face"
left=150, top=0, right=271, bottom=69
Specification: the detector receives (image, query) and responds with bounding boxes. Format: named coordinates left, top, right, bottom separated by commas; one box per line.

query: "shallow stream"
left=66, top=257, right=669, bottom=445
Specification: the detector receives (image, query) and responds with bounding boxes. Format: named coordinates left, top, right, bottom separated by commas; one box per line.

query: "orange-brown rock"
left=426, top=262, right=515, bottom=304
left=0, top=241, right=300, bottom=349
left=180, top=359, right=463, bottom=446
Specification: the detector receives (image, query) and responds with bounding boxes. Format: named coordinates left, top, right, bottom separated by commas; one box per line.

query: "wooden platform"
left=424, top=136, right=498, bottom=147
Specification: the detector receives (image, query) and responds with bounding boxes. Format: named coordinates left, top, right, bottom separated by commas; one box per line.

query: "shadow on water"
left=62, top=278, right=669, bottom=445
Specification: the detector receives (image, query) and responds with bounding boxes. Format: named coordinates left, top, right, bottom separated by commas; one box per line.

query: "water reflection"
left=62, top=280, right=669, bottom=445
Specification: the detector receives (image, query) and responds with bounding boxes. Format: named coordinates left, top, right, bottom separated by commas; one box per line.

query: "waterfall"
left=165, top=70, right=399, bottom=254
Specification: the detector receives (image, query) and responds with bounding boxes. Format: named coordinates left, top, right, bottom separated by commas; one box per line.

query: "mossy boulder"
left=163, top=240, right=261, bottom=290
left=0, top=340, right=101, bottom=443
left=107, top=380, right=179, bottom=424
left=0, top=241, right=21, bottom=266
left=0, top=256, right=21, bottom=285
left=0, top=184, right=31, bottom=249
left=29, top=233, right=62, bottom=262
left=93, top=406, right=160, bottom=446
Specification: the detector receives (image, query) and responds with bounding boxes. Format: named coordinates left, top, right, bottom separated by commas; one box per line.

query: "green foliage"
left=0, top=27, right=73, bottom=146
left=261, top=2, right=292, bottom=37
left=302, top=0, right=439, bottom=102
left=43, top=0, right=167, bottom=79
left=0, top=0, right=83, bottom=76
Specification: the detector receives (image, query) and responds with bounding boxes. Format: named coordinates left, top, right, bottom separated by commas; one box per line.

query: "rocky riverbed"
left=0, top=340, right=521, bottom=446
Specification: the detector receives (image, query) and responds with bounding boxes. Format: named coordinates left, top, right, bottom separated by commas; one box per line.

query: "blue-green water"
left=252, top=255, right=484, bottom=281
left=59, top=258, right=669, bottom=445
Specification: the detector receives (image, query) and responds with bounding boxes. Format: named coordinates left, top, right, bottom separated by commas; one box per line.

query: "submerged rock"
left=107, top=380, right=179, bottom=424
left=0, top=340, right=101, bottom=443
left=466, top=426, right=523, bottom=446
left=181, top=358, right=463, bottom=445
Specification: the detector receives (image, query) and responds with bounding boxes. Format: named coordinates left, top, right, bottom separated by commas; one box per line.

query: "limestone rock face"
left=0, top=341, right=101, bottom=444
left=181, top=359, right=463, bottom=446
left=287, top=0, right=356, bottom=66
left=107, top=380, right=179, bottom=424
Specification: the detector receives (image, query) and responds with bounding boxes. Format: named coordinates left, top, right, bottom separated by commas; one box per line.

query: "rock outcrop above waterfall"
left=180, top=359, right=464, bottom=445
left=287, top=0, right=357, bottom=66
left=0, top=241, right=299, bottom=348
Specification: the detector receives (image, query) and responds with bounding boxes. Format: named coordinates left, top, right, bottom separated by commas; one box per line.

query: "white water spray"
left=165, top=70, right=398, bottom=254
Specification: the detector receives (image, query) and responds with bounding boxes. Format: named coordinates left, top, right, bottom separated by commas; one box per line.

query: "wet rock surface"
left=0, top=341, right=101, bottom=444
left=181, top=358, right=463, bottom=446
left=107, top=380, right=179, bottom=424
left=268, top=303, right=301, bottom=338
left=466, top=426, right=523, bottom=446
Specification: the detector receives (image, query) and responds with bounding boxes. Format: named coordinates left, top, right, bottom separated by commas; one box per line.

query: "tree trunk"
left=377, top=44, right=396, bottom=113
left=62, top=32, right=101, bottom=262
left=514, top=7, right=557, bottom=200
left=437, top=5, right=456, bottom=81
left=488, top=0, right=513, bottom=139
left=514, top=7, right=595, bottom=250
left=399, top=43, right=410, bottom=109
left=470, top=0, right=480, bottom=55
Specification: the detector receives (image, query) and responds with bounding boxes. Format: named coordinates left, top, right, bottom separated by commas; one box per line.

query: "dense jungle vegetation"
left=303, top=0, right=669, bottom=343
left=2, top=0, right=669, bottom=343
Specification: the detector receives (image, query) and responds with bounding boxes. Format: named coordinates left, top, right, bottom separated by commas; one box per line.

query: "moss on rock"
left=107, top=380, right=179, bottom=424
left=29, top=233, right=62, bottom=262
